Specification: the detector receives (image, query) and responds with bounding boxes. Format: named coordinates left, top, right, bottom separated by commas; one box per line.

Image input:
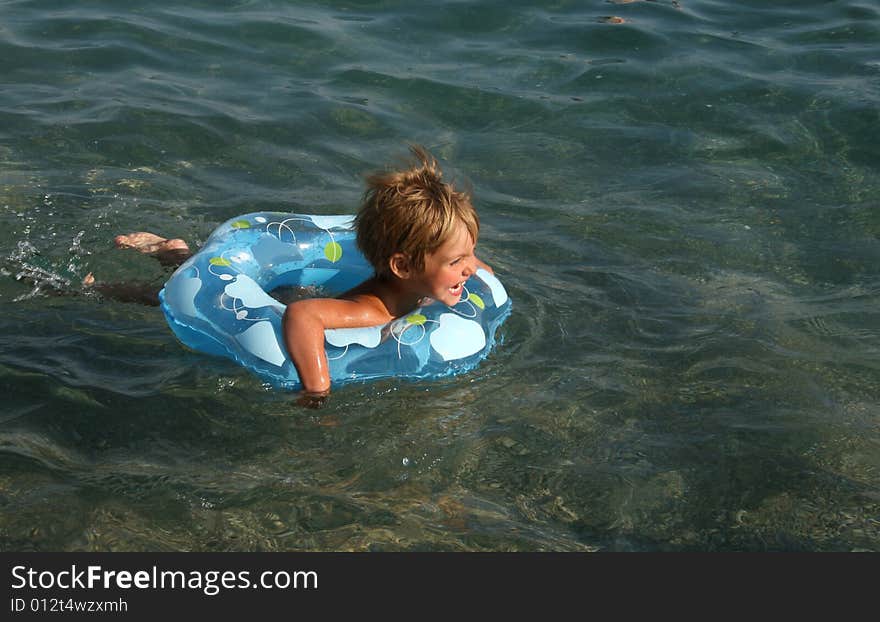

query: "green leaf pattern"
left=324, top=241, right=343, bottom=262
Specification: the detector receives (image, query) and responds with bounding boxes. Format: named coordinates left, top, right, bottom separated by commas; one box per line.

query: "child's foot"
left=114, top=232, right=190, bottom=256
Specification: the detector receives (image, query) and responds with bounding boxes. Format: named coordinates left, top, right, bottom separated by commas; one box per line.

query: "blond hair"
left=355, top=145, right=479, bottom=279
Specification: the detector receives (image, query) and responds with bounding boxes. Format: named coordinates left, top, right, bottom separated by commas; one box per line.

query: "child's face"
left=414, top=220, right=478, bottom=307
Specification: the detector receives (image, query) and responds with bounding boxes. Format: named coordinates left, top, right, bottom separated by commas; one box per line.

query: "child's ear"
left=388, top=253, right=411, bottom=279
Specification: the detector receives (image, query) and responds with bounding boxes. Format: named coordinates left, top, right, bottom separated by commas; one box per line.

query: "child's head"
left=355, top=145, right=479, bottom=280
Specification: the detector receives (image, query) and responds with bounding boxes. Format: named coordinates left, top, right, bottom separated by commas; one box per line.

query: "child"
left=70, top=146, right=492, bottom=406
left=283, top=145, right=493, bottom=405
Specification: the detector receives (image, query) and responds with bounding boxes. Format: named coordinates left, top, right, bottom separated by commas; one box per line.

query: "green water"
left=1, top=0, right=878, bottom=551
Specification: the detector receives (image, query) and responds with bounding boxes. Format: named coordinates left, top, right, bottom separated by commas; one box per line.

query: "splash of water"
left=8, top=233, right=88, bottom=302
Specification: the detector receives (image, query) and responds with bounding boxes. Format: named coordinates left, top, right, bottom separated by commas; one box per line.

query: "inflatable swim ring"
left=159, top=212, right=512, bottom=390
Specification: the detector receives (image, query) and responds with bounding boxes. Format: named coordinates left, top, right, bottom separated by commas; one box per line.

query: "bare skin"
left=81, top=232, right=194, bottom=303
left=113, top=232, right=190, bottom=255
left=282, top=220, right=493, bottom=406
left=113, top=232, right=192, bottom=267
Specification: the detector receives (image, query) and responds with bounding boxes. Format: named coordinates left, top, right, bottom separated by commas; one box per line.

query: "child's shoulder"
left=339, top=290, right=392, bottom=317
left=339, top=277, right=406, bottom=322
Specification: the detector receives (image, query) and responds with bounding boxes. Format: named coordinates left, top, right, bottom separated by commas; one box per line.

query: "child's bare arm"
left=282, top=296, right=390, bottom=398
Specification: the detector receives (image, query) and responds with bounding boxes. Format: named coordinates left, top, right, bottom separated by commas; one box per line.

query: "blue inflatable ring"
left=159, top=212, right=512, bottom=390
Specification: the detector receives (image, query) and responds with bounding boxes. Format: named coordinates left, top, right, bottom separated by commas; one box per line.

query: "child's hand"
left=475, top=256, right=494, bottom=274
left=297, top=390, right=330, bottom=409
